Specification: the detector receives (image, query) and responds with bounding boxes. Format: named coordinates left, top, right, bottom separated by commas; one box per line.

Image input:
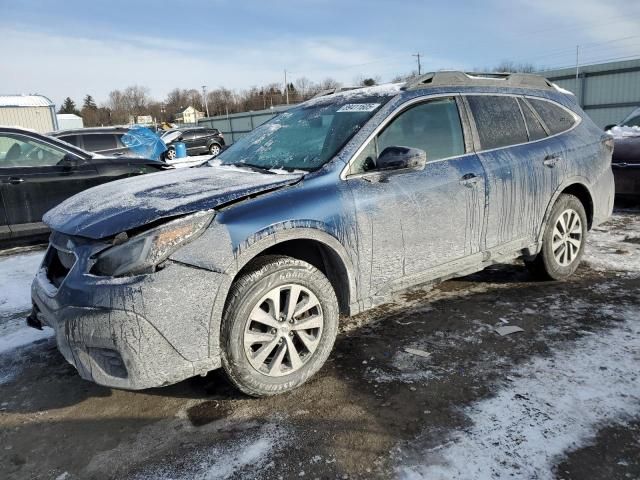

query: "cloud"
left=2, top=25, right=410, bottom=106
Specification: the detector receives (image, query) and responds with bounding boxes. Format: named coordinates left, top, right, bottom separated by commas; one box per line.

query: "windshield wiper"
left=223, top=162, right=276, bottom=174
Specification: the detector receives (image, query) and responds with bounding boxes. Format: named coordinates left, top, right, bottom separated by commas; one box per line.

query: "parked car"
left=161, top=127, right=225, bottom=160
left=0, top=127, right=171, bottom=246
left=605, top=108, right=640, bottom=198
left=29, top=72, right=614, bottom=396
left=52, top=127, right=138, bottom=157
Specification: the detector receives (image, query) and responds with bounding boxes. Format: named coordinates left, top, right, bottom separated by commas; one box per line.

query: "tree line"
left=57, top=61, right=535, bottom=127
left=58, top=76, right=373, bottom=127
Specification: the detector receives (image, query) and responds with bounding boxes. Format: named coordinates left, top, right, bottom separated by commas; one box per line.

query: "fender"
left=533, top=175, right=593, bottom=250
left=206, top=223, right=359, bottom=357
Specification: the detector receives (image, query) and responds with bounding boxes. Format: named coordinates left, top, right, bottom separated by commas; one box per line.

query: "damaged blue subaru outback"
left=29, top=72, right=614, bottom=396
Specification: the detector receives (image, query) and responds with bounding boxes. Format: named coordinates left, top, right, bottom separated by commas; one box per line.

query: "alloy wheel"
left=244, top=284, right=323, bottom=377
left=552, top=208, right=583, bottom=266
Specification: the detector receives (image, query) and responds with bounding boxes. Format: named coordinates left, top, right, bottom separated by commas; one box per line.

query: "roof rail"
left=311, top=86, right=360, bottom=99
left=402, top=71, right=555, bottom=91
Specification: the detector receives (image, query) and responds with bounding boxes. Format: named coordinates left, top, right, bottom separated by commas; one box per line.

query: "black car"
left=606, top=107, right=640, bottom=198
left=162, top=127, right=225, bottom=160
left=0, top=127, right=171, bottom=245
left=52, top=127, right=140, bottom=158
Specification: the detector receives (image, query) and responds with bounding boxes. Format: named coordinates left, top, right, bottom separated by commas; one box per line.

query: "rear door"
left=0, top=133, right=100, bottom=238
left=181, top=130, right=199, bottom=153
left=464, top=94, right=561, bottom=250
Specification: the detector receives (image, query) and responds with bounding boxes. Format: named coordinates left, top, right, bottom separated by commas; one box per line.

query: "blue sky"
left=1, top=0, right=639, bottom=106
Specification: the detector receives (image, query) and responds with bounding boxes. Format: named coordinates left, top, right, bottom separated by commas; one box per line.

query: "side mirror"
left=376, top=146, right=427, bottom=172
left=60, top=154, right=80, bottom=168
left=604, top=124, right=617, bottom=131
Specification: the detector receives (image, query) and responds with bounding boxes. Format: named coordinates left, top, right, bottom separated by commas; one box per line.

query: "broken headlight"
left=92, top=211, right=214, bottom=277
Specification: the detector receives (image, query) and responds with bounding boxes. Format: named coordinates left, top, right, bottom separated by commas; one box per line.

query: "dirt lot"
left=1, top=208, right=639, bottom=480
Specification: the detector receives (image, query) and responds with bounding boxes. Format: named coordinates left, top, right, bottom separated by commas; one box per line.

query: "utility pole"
left=284, top=69, right=289, bottom=105
left=412, top=53, right=422, bottom=75
left=201, top=85, right=210, bottom=117
left=575, top=45, right=580, bottom=83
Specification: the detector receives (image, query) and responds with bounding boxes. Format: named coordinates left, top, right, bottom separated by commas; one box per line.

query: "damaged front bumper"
left=29, top=232, right=225, bottom=390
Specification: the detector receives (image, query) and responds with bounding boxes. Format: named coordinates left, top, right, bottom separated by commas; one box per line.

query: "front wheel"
left=165, top=148, right=176, bottom=161
left=525, top=193, right=587, bottom=280
left=221, top=255, right=339, bottom=397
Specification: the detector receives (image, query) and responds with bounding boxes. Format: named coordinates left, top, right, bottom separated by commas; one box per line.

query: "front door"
left=0, top=133, right=99, bottom=238
left=346, top=97, right=486, bottom=299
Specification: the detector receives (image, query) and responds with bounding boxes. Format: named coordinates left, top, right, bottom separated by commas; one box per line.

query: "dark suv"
left=162, top=127, right=225, bottom=159
left=0, top=127, right=170, bottom=245
left=53, top=127, right=138, bottom=157
left=30, top=72, right=614, bottom=396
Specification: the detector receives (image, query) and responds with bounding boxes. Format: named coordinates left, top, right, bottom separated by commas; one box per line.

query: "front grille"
left=45, top=246, right=76, bottom=288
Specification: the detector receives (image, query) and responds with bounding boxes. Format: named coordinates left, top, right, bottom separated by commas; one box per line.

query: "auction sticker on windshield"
left=337, top=103, right=381, bottom=113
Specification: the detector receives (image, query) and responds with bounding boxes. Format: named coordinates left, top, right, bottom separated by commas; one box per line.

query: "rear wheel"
left=165, top=148, right=176, bottom=161
left=525, top=194, right=587, bottom=280
left=209, top=143, right=221, bottom=156
left=221, top=255, right=339, bottom=397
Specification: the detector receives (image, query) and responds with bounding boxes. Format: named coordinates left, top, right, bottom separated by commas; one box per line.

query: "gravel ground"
left=0, top=208, right=638, bottom=480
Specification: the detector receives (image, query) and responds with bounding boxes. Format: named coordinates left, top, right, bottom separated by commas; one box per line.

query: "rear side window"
left=83, top=134, right=117, bottom=151
left=518, top=99, right=547, bottom=141
left=467, top=95, right=528, bottom=150
left=528, top=98, right=576, bottom=135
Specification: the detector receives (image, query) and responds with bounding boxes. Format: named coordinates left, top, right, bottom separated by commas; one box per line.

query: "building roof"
left=56, top=113, right=82, bottom=120
left=0, top=94, right=55, bottom=107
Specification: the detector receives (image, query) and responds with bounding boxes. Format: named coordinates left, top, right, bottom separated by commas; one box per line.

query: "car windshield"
left=213, top=90, right=397, bottom=171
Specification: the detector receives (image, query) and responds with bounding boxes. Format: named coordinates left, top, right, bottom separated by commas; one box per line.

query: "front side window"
left=349, top=97, right=465, bottom=175
left=83, top=134, right=117, bottom=151
left=467, top=95, right=528, bottom=150
left=528, top=98, right=576, bottom=135
left=215, top=93, right=395, bottom=171
left=0, top=134, right=68, bottom=167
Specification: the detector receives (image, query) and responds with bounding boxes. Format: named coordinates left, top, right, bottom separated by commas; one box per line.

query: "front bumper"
left=30, top=233, right=225, bottom=390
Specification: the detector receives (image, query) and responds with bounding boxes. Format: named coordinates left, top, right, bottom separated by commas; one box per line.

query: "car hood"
left=44, top=166, right=303, bottom=239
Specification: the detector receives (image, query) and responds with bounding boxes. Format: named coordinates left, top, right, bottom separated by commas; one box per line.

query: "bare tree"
left=491, top=60, right=537, bottom=73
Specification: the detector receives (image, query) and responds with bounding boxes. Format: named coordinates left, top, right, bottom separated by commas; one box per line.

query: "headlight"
left=92, top=211, right=214, bottom=276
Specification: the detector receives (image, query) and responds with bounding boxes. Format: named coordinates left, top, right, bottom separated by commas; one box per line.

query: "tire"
left=165, top=148, right=176, bottom=161
left=525, top=194, right=587, bottom=281
left=221, top=255, right=339, bottom=397
left=209, top=143, right=221, bottom=157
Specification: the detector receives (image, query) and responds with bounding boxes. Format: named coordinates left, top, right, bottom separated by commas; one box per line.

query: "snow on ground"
left=132, top=422, right=288, bottom=480
left=0, top=249, right=53, bottom=384
left=394, top=210, right=640, bottom=479
left=0, top=250, right=44, bottom=316
left=396, top=306, right=640, bottom=480
left=583, top=211, right=640, bottom=276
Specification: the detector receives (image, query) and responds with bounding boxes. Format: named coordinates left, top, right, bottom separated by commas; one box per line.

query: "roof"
left=53, top=126, right=131, bottom=135
left=56, top=113, right=82, bottom=120
left=0, top=94, right=55, bottom=107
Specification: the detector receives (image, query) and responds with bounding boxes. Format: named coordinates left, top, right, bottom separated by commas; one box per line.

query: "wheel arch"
left=536, top=177, right=594, bottom=245
left=207, top=227, right=358, bottom=356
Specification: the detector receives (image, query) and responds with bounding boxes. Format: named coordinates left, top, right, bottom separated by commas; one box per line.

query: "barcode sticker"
left=337, top=103, right=381, bottom=113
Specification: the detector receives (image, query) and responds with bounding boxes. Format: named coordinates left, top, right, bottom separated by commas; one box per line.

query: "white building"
left=175, top=106, right=204, bottom=125
left=0, top=94, right=58, bottom=133
left=56, top=113, right=84, bottom=130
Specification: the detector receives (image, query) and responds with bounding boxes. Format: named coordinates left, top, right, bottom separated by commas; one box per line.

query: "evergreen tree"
left=83, top=94, right=97, bottom=110
left=58, top=97, right=79, bottom=114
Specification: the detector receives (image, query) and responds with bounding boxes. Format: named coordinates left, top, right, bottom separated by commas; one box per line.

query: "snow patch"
left=132, top=422, right=288, bottom=480
left=607, top=125, right=640, bottom=138
left=396, top=308, right=640, bottom=480
left=0, top=250, right=43, bottom=316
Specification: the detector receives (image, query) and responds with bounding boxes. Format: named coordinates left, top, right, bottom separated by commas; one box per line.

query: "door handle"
left=112, top=152, right=125, bottom=156
left=7, top=177, right=25, bottom=184
left=459, top=173, right=480, bottom=187
left=543, top=154, right=561, bottom=167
